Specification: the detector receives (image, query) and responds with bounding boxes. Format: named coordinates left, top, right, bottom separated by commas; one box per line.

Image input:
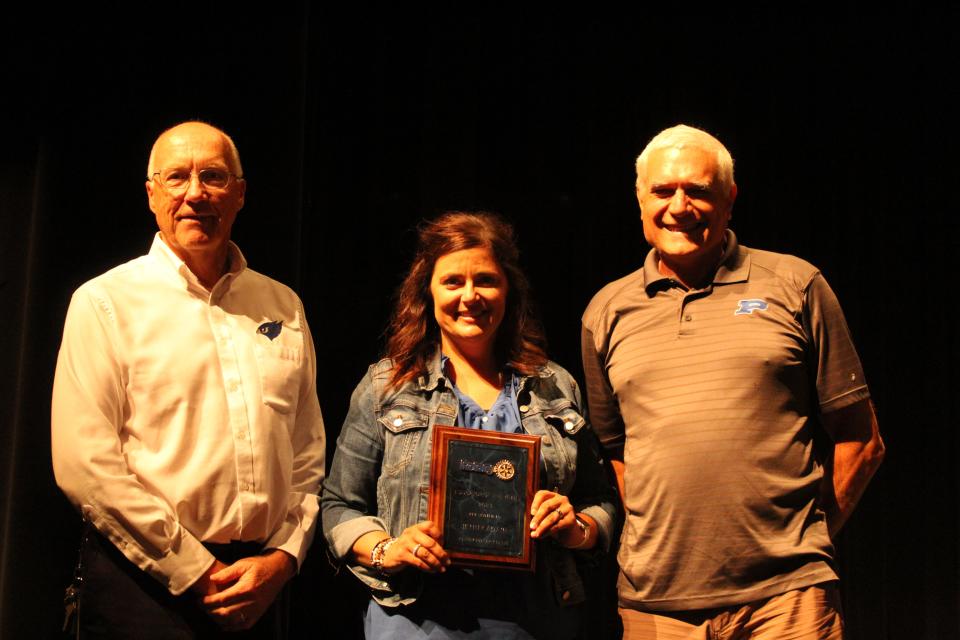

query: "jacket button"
left=561, top=590, right=571, bottom=601
left=519, top=405, right=529, bottom=413
left=564, top=421, right=575, bottom=432
left=393, top=417, right=403, bottom=427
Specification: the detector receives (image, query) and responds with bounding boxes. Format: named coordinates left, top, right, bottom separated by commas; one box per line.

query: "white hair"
left=146, top=121, right=243, bottom=178
left=635, top=124, right=734, bottom=191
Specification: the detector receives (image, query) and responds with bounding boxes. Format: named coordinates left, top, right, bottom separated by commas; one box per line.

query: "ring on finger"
left=412, top=543, right=423, bottom=558
left=555, top=508, right=564, bottom=519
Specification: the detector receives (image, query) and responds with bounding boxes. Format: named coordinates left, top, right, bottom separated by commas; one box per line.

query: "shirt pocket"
left=378, top=405, right=429, bottom=476
left=254, top=343, right=303, bottom=414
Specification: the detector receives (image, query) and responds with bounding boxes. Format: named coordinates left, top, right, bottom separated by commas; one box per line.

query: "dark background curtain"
left=2, top=5, right=956, bottom=638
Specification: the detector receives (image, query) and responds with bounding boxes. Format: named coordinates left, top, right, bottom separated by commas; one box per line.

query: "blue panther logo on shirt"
left=257, top=320, right=283, bottom=340
left=734, top=299, right=768, bottom=315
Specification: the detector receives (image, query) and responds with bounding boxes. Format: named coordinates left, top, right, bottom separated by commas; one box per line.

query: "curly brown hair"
left=385, top=211, right=548, bottom=388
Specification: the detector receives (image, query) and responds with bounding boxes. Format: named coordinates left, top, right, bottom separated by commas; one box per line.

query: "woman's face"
left=430, top=247, right=509, bottom=358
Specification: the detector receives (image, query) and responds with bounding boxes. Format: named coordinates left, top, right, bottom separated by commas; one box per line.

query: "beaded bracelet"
left=371, top=537, right=397, bottom=574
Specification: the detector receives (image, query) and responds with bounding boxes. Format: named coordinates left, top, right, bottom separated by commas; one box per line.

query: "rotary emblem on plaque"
left=492, top=460, right=515, bottom=481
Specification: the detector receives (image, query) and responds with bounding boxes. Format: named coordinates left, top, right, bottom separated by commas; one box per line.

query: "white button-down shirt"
left=52, top=235, right=325, bottom=595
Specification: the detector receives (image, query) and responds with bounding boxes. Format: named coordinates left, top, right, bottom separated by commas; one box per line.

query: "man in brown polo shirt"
left=581, top=124, right=885, bottom=639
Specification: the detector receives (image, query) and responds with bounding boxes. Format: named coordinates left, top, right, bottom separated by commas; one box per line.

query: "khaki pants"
left=620, top=584, right=843, bottom=640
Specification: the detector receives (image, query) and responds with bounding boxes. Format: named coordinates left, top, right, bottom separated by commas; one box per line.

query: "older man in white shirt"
left=52, top=121, right=325, bottom=637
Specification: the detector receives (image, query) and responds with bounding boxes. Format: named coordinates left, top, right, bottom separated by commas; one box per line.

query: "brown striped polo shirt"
left=581, top=231, right=869, bottom=611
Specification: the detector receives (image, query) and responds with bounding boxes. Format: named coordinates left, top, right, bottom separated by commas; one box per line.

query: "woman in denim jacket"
left=322, top=212, right=617, bottom=639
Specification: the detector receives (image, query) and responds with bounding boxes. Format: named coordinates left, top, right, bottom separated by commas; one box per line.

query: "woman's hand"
left=529, top=490, right=575, bottom=540
left=382, top=520, right=450, bottom=574
left=353, top=521, right=451, bottom=575
left=529, top=490, right=597, bottom=550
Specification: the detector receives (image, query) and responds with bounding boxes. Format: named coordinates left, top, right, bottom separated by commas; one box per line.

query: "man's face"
left=637, top=145, right=736, bottom=271
left=145, top=124, right=245, bottom=263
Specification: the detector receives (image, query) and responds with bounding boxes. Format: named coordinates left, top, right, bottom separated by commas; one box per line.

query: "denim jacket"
left=321, top=351, right=617, bottom=609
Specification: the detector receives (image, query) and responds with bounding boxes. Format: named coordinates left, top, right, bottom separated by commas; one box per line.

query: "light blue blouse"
left=448, top=363, right=523, bottom=434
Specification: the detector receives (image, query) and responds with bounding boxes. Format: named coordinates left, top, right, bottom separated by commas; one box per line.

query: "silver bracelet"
left=569, top=516, right=592, bottom=550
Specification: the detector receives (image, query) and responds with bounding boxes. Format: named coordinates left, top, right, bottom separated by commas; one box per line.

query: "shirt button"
left=684, top=315, right=692, bottom=321
left=238, top=430, right=248, bottom=440
left=519, top=405, right=529, bottom=413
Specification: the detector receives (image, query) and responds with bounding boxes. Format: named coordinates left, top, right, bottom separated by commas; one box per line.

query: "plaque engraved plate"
left=429, top=425, right=540, bottom=571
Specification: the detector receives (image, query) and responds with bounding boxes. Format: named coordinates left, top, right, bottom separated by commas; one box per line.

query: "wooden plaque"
left=428, top=425, right=540, bottom=571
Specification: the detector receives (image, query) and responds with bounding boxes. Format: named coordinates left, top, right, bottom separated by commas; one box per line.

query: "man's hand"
left=200, top=550, right=296, bottom=631
left=190, top=559, right=230, bottom=597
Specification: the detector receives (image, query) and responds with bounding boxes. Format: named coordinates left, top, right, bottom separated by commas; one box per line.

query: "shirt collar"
left=423, top=350, right=530, bottom=392
left=642, top=229, right=749, bottom=295
left=149, top=233, right=247, bottom=292
left=713, top=231, right=749, bottom=284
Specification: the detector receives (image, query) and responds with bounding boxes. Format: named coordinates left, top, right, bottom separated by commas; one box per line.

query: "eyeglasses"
left=150, top=168, right=243, bottom=192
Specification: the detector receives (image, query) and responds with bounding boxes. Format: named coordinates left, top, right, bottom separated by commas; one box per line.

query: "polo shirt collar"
left=713, top=231, right=749, bottom=284
left=642, top=229, right=749, bottom=295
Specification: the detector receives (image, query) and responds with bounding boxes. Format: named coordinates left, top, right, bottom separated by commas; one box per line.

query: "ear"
left=145, top=179, right=158, bottom=214
left=725, top=182, right=738, bottom=221
left=236, top=178, right=246, bottom=209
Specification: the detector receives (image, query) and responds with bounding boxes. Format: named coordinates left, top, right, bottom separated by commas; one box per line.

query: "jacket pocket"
left=543, top=405, right=586, bottom=436
left=255, top=343, right=302, bottom=414
left=378, top=404, right=429, bottom=476
left=540, top=404, right=586, bottom=492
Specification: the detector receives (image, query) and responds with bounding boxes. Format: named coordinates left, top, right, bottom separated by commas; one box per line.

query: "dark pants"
left=75, top=527, right=289, bottom=639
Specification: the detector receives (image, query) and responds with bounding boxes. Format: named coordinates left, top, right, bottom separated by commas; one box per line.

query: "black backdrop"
left=2, top=5, right=957, bottom=638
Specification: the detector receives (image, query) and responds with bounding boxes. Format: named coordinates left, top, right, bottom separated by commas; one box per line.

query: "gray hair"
left=635, top=124, right=734, bottom=191
left=146, top=121, right=243, bottom=178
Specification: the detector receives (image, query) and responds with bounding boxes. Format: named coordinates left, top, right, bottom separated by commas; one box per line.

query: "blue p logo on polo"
left=735, top=299, right=768, bottom=315
left=257, top=320, right=283, bottom=340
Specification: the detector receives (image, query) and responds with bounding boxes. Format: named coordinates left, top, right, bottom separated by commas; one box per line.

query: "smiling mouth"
left=456, top=311, right=488, bottom=322
left=664, top=220, right=706, bottom=234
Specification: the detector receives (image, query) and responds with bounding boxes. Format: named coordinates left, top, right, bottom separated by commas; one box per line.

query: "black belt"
left=203, top=540, right=266, bottom=564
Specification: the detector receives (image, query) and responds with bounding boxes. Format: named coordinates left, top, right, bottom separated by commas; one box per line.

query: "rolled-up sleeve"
left=321, top=368, right=422, bottom=604
left=321, top=367, right=388, bottom=558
